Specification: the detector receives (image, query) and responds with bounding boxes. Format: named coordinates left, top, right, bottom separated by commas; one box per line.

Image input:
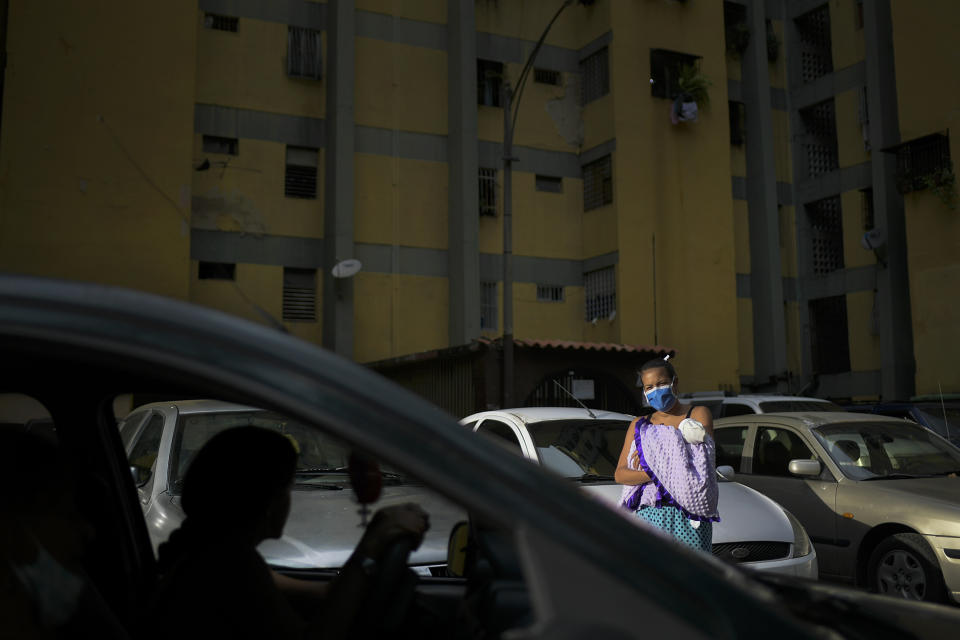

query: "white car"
left=461, top=407, right=818, bottom=578
left=679, top=393, right=847, bottom=419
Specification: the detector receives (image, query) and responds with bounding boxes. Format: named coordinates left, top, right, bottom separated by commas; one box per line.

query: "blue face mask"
left=645, top=380, right=677, bottom=412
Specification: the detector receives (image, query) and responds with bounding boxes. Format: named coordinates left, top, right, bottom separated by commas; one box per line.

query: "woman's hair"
left=639, top=355, right=677, bottom=380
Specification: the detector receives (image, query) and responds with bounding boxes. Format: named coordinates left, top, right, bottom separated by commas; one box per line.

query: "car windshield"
left=171, top=410, right=405, bottom=490
left=914, top=406, right=960, bottom=443
left=526, top=419, right=630, bottom=479
left=814, top=421, right=960, bottom=480
left=759, top=400, right=845, bottom=413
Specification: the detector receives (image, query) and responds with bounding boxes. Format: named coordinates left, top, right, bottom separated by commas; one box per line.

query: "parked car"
left=120, top=400, right=463, bottom=573
left=714, top=412, right=960, bottom=604
left=460, top=408, right=818, bottom=578
left=680, top=392, right=847, bottom=418
left=5, top=274, right=960, bottom=638
left=843, top=400, right=960, bottom=447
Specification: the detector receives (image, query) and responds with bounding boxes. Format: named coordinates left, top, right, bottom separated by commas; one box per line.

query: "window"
left=287, top=26, right=322, bottom=80
left=202, top=135, right=238, bottom=156
left=534, top=68, right=561, bottom=86
left=714, top=426, right=748, bottom=469
left=285, top=146, right=319, bottom=199
left=580, top=47, right=609, bottom=104
left=282, top=268, right=317, bottom=322
left=119, top=411, right=148, bottom=450
left=476, top=420, right=523, bottom=455
left=809, top=295, right=851, bottom=375
left=480, top=281, right=497, bottom=331
left=893, top=133, right=952, bottom=194
left=649, top=49, right=700, bottom=99
left=800, top=99, right=838, bottom=179
left=128, top=414, right=165, bottom=483
left=729, top=101, right=745, bottom=146
left=535, top=175, right=563, bottom=193
left=721, top=404, right=755, bottom=418
left=855, top=0, right=864, bottom=30
left=536, top=285, right=564, bottom=302
left=204, top=13, right=238, bottom=32
left=860, top=188, right=875, bottom=230
left=806, top=195, right=844, bottom=276
left=795, top=5, right=833, bottom=84
left=582, top=155, right=612, bottom=211
left=198, top=262, right=236, bottom=281
left=477, top=59, right=503, bottom=107
left=584, top=266, right=615, bottom=321
left=858, top=86, right=870, bottom=151
left=724, top=2, right=749, bottom=58
left=752, top=427, right=814, bottom=476
left=478, top=167, right=497, bottom=217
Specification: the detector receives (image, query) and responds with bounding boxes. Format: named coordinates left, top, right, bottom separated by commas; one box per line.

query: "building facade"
left=1, top=0, right=956, bottom=404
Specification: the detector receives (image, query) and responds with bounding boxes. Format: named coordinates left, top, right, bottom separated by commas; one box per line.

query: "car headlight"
left=783, top=508, right=812, bottom=558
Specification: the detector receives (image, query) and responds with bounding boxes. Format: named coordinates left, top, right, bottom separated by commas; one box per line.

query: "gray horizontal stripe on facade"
left=727, top=80, right=742, bottom=103
left=195, top=104, right=326, bottom=148
left=583, top=251, right=618, bottom=272
left=783, top=277, right=797, bottom=302
left=198, top=0, right=326, bottom=30
left=777, top=182, right=794, bottom=206
left=817, top=370, right=882, bottom=398
left=355, top=244, right=448, bottom=278
left=192, top=229, right=324, bottom=269
left=736, top=275, right=798, bottom=301
left=795, top=162, right=872, bottom=206
left=803, top=265, right=877, bottom=300
left=578, top=31, right=612, bottom=60
left=479, top=254, right=584, bottom=287
left=792, top=62, right=866, bottom=110
left=771, top=88, right=788, bottom=111
left=477, top=32, right=579, bottom=72
left=355, top=126, right=448, bottom=162
left=355, top=11, right=447, bottom=50
left=579, top=139, right=616, bottom=166
left=765, top=0, right=784, bottom=19
left=732, top=176, right=747, bottom=201
left=478, top=141, right=581, bottom=178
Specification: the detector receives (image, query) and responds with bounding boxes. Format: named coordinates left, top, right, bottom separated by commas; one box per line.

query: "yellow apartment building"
left=0, top=0, right=957, bottom=409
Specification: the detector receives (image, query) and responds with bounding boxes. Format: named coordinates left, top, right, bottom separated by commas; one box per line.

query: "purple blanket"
left=619, top=417, right=720, bottom=522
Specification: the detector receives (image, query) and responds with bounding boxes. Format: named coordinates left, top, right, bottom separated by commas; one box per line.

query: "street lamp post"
left=501, top=0, right=579, bottom=408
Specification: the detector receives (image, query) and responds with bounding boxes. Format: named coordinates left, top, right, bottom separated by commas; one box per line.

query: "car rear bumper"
left=739, top=549, right=818, bottom=580
left=924, top=534, right=960, bottom=604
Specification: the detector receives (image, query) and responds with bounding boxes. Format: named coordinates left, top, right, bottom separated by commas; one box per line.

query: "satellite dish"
left=332, top=259, right=362, bottom=278
left=861, top=228, right=886, bottom=251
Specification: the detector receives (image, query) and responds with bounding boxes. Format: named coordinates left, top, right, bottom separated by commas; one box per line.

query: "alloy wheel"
left=876, top=549, right=927, bottom=600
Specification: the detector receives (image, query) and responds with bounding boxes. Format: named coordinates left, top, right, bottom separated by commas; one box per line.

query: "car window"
left=914, top=407, right=960, bottom=442
left=525, top=419, right=629, bottom=478
left=128, top=414, right=164, bottom=476
left=758, top=400, right=844, bottom=412
left=751, top=427, right=814, bottom=477
left=476, top=420, right=524, bottom=455
left=120, top=411, right=148, bottom=450
left=714, top=426, right=748, bottom=470
left=721, top=403, right=754, bottom=417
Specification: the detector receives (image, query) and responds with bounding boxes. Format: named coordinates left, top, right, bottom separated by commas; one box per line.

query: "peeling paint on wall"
left=191, top=188, right=267, bottom=236
left=545, top=76, right=585, bottom=147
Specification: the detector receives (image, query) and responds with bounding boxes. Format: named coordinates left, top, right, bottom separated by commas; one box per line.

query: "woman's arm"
left=690, top=406, right=714, bottom=438
left=614, top=422, right=651, bottom=486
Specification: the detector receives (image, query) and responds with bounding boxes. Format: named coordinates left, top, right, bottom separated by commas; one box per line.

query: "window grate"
left=282, top=268, right=317, bottom=322
left=800, top=100, right=838, bottom=179
left=536, top=285, right=564, bottom=302
left=580, top=47, right=610, bottom=104
left=202, top=135, right=238, bottom=155
left=285, top=146, right=318, bottom=199
left=204, top=13, right=238, bottom=32
left=796, top=5, right=833, bottom=84
left=729, top=101, right=745, bottom=146
left=894, top=133, right=952, bottom=194
left=198, top=262, right=235, bottom=281
left=287, top=26, right=323, bottom=80
left=535, top=175, right=562, bottom=193
left=477, top=59, right=503, bottom=107
left=534, top=68, right=561, bottom=85
left=650, top=49, right=700, bottom=100
left=480, top=282, right=498, bottom=330
left=809, top=295, right=850, bottom=374
left=479, top=167, right=498, bottom=216
left=584, top=267, right=615, bottom=321
left=806, top=196, right=844, bottom=276
left=582, top=155, right=612, bottom=211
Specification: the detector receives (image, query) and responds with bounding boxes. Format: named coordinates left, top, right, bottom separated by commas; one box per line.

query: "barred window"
left=806, top=196, right=844, bottom=276
left=584, top=267, right=616, bottom=321
left=809, top=295, right=850, bottom=374
left=202, top=135, right=238, bottom=155
left=795, top=5, right=833, bottom=84
left=729, top=101, right=746, bottom=146
left=204, top=13, right=238, bottom=32
left=535, top=175, right=562, bottom=193
left=288, top=26, right=323, bottom=80
left=580, top=47, right=609, bottom=104
left=478, top=167, right=497, bottom=217
left=534, top=68, right=561, bottom=86
left=582, top=155, right=612, bottom=211
left=536, top=285, right=564, bottom=302
left=800, top=99, right=838, bottom=179
left=480, top=281, right=498, bottom=331
left=198, top=262, right=235, bottom=281
left=650, top=49, right=699, bottom=99
left=282, top=268, right=317, bottom=322
left=894, top=133, right=952, bottom=194
left=285, top=146, right=318, bottom=199
left=477, top=59, right=503, bottom=107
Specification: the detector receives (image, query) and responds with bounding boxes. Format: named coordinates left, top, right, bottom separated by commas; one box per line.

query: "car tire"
left=867, top=533, right=947, bottom=603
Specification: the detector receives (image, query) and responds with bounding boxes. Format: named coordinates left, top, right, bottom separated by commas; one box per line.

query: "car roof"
left=131, top=398, right=260, bottom=415
left=462, top=407, right=636, bottom=424
left=715, top=411, right=909, bottom=430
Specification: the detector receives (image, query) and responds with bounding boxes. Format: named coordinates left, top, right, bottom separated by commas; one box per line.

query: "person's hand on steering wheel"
left=356, top=503, right=430, bottom=560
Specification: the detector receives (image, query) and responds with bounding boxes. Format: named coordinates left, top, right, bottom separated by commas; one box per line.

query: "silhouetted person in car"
left=145, top=426, right=429, bottom=640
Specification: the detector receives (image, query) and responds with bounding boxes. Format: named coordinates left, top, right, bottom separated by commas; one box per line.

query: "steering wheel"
left=352, top=535, right=420, bottom=636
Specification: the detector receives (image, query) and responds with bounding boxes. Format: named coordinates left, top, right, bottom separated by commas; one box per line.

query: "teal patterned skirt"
left=635, top=505, right=713, bottom=553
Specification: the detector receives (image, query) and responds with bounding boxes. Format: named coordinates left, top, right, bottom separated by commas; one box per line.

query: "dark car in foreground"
left=3, top=274, right=960, bottom=639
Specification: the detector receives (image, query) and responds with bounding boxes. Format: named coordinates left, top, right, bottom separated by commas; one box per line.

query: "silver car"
left=461, top=407, right=818, bottom=578
left=714, top=412, right=960, bottom=604
left=120, top=399, right=463, bottom=574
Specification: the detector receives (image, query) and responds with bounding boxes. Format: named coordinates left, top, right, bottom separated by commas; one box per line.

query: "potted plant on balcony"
left=671, top=64, right=712, bottom=124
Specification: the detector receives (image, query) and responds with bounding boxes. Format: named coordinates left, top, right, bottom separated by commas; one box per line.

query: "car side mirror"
left=788, top=459, right=821, bottom=477
left=130, top=465, right=152, bottom=487
left=446, top=521, right=470, bottom=578
left=716, top=465, right=736, bottom=480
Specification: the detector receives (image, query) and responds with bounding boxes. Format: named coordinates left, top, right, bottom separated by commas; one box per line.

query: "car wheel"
left=867, top=533, right=947, bottom=603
